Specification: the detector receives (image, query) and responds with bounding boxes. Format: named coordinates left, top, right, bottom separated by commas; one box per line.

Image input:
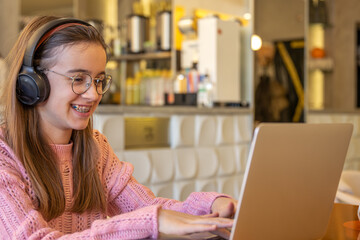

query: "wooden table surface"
left=321, top=203, right=360, bottom=240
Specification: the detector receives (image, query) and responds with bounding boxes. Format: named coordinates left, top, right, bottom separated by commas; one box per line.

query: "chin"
left=75, top=124, right=90, bottom=130
left=75, top=126, right=88, bottom=131
left=71, top=121, right=90, bottom=131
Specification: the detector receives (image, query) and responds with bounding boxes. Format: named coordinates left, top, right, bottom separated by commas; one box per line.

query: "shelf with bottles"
left=107, top=0, right=172, bottom=60
left=100, top=0, right=174, bottom=106
left=124, top=67, right=173, bottom=106
left=121, top=60, right=219, bottom=109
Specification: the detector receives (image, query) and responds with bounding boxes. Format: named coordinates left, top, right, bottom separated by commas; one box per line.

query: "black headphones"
left=16, top=18, right=91, bottom=106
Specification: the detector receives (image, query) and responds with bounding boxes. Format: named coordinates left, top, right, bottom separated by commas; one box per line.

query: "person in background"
left=0, top=16, right=236, bottom=239
left=255, top=42, right=289, bottom=124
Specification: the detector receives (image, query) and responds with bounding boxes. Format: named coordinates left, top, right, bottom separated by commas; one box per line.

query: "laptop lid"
left=230, top=123, right=353, bottom=240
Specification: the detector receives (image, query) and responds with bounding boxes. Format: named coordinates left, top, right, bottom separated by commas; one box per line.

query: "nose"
left=81, top=80, right=100, bottom=101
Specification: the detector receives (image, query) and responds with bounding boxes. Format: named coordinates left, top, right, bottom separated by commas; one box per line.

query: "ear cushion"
left=16, top=66, right=50, bottom=106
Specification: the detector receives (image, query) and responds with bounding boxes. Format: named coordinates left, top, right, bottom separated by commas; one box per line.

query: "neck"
left=42, top=126, right=72, bottom=145
left=37, top=112, right=73, bottom=145
left=52, top=132, right=72, bottom=145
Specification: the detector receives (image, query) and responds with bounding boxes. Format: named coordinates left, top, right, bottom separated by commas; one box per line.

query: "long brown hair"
left=0, top=16, right=107, bottom=221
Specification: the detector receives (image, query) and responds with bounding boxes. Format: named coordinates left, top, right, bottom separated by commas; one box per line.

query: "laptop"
left=159, top=123, right=353, bottom=240
left=229, top=123, right=353, bottom=240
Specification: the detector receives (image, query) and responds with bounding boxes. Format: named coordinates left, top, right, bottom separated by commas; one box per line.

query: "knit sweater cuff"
left=184, top=192, right=233, bottom=215
left=90, top=204, right=161, bottom=239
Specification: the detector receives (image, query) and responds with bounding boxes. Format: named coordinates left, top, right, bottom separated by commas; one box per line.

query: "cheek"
left=46, top=88, right=77, bottom=109
left=92, top=95, right=102, bottom=109
left=48, top=79, right=74, bottom=98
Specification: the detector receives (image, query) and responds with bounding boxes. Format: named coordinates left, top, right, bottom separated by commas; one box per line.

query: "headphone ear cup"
left=16, top=67, right=50, bottom=106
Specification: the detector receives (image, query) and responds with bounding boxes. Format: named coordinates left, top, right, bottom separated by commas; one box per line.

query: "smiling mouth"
left=72, top=105, right=91, bottom=113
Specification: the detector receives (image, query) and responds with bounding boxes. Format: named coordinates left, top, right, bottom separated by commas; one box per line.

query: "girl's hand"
left=211, top=197, right=238, bottom=218
left=158, top=209, right=233, bottom=238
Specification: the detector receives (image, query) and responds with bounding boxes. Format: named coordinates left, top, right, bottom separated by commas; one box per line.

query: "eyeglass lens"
left=72, top=73, right=112, bottom=95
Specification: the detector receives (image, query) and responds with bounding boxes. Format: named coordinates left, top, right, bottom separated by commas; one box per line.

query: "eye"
left=95, top=74, right=106, bottom=83
left=73, top=74, right=87, bottom=83
left=93, top=78, right=100, bottom=84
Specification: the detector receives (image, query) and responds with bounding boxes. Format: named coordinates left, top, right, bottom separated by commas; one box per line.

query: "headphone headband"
left=23, top=18, right=91, bottom=67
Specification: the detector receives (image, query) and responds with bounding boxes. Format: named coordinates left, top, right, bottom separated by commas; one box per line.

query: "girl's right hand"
left=158, top=209, right=233, bottom=238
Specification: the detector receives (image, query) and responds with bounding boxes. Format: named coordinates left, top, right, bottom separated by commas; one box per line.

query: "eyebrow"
left=67, top=69, right=106, bottom=75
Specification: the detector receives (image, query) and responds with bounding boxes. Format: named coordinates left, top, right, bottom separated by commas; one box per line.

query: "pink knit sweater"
left=0, top=130, right=228, bottom=239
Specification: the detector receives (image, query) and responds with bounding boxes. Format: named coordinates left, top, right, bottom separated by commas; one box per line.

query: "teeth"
left=72, top=105, right=91, bottom=113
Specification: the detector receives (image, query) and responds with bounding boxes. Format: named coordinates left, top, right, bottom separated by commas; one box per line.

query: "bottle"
left=197, top=73, right=213, bottom=108
left=188, top=62, right=199, bottom=93
left=139, top=70, right=147, bottom=105
left=155, top=69, right=165, bottom=106
left=173, top=71, right=186, bottom=94
left=125, top=77, right=134, bottom=105
left=197, top=75, right=206, bottom=107
left=204, top=73, right=213, bottom=107
left=133, top=72, right=141, bottom=105
left=164, top=70, right=174, bottom=105
left=113, top=25, right=122, bottom=57
left=145, top=69, right=154, bottom=105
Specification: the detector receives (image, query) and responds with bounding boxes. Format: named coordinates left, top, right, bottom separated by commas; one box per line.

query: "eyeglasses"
left=43, top=69, right=112, bottom=95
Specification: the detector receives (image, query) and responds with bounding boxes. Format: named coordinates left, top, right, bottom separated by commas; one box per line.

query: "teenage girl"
left=0, top=16, right=236, bottom=239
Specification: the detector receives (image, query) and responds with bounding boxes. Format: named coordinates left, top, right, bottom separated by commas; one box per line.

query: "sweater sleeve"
left=97, top=133, right=231, bottom=218
left=108, top=173, right=231, bottom=217
left=0, top=163, right=161, bottom=239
